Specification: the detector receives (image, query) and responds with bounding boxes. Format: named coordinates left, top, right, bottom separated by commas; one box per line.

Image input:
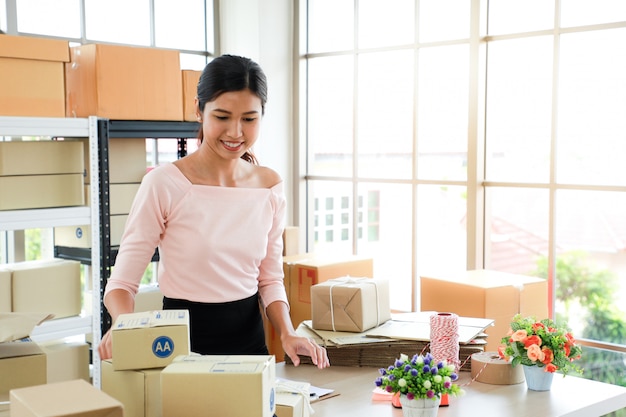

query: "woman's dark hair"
left=196, top=54, right=268, bottom=164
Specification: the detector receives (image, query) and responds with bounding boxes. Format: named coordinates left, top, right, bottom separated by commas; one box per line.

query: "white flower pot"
left=399, top=395, right=441, bottom=417
left=522, top=365, right=554, bottom=391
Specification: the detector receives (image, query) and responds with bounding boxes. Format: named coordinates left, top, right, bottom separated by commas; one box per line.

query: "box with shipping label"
left=161, top=355, right=276, bottom=417
left=0, top=34, right=69, bottom=117
left=287, top=255, right=374, bottom=329
left=0, top=174, right=84, bottom=210
left=101, top=359, right=162, bottom=417
left=10, top=379, right=124, bottom=417
left=311, top=277, right=391, bottom=332
left=39, top=341, right=90, bottom=384
left=65, top=43, right=183, bottom=120
left=0, top=141, right=84, bottom=177
left=0, top=269, right=10, bottom=312
left=0, top=341, right=46, bottom=396
left=10, top=259, right=82, bottom=319
left=420, top=270, right=548, bottom=351
left=111, top=309, right=190, bottom=370
left=182, top=70, right=201, bottom=121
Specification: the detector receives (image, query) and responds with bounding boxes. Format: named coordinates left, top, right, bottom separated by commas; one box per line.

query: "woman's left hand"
left=282, top=334, right=330, bottom=369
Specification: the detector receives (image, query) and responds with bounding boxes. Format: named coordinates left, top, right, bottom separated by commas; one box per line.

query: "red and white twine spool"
left=429, top=312, right=461, bottom=372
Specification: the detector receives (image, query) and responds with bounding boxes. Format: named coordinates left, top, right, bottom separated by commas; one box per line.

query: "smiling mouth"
left=222, top=141, right=244, bottom=151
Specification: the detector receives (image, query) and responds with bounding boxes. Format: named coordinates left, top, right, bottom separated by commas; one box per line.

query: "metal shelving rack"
left=1, top=116, right=198, bottom=387
left=0, top=115, right=102, bottom=383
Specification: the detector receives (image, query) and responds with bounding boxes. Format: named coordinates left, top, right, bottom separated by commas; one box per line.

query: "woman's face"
left=198, top=89, right=263, bottom=160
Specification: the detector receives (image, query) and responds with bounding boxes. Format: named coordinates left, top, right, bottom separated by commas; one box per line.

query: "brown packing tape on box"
left=470, top=351, right=524, bottom=385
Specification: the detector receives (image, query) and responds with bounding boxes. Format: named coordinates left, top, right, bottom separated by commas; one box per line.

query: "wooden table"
left=276, top=363, right=626, bottom=417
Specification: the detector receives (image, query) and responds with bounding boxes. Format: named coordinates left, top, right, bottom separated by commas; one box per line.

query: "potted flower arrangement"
left=498, top=314, right=583, bottom=390
left=375, top=352, right=463, bottom=417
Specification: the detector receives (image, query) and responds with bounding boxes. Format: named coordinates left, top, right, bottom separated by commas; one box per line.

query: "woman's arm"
left=265, top=300, right=330, bottom=369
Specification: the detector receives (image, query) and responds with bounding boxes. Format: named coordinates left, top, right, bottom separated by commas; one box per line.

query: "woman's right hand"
left=97, top=328, right=113, bottom=360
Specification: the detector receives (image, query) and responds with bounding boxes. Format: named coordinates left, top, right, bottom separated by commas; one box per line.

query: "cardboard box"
left=275, top=392, right=309, bottom=417
left=0, top=141, right=84, bottom=176
left=311, top=277, right=391, bottom=332
left=0, top=269, right=10, bottom=313
left=53, top=214, right=127, bottom=248
left=81, top=137, right=147, bottom=184
left=0, top=341, right=46, bottom=396
left=0, top=174, right=84, bottom=210
left=65, top=43, right=183, bottom=120
left=110, top=183, right=140, bottom=215
left=10, top=379, right=124, bottom=417
left=10, top=259, right=82, bottom=319
left=420, top=270, right=549, bottom=351
left=182, top=70, right=201, bottom=121
left=0, top=35, right=69, bottom=117
left=134, top=285, right=164, bottom=313
left=161, top=355, right=276, bottom=417
left=40, top=341, right=90, bottom=383
left=109, top=138, right=148, bottom=183
left=287, top=255, right=374, bottom=329
left=101, top=359, right=162, bottom=417
left=275, top=379, right=311, bottom=417
left=111, top=309, right=190, bottom=370
left=282, top=226, right=300, bottom=256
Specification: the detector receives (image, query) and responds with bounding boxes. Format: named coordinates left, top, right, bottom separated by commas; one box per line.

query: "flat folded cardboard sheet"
left=161, top=355, right=276, bottom=417
left=311, top=277, right=391, bottom=332
left=10, top=379, right=124, bottom=417
left=112, top=309, right=190, bottom=371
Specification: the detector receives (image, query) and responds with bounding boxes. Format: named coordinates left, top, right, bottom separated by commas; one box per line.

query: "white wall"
left=218, top=0, right=295, bottom=224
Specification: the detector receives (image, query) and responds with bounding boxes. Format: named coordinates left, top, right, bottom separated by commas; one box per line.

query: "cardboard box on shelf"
left=0, top=141, right=84, bottom=177
left=420, top=270, right=549, bottom=351
left=53, top=213, right=127, bottom=249
left=287, top=255, right=374, bottom=329
left=10, top=259, right=82, bottom=319
left=0, top=34, right=69, bottom=117
left=39, top=341, right=90, bottom=384
left=65, top=43, right=183, bottom=120
left=0, top=269, right=10, bottom=313
left=0, top=174, right=84, bottom=211
left=111, top=309, right=190, bottom=371
left=0, top=341, right=46, bottom=396
left=9, top=379, right=124, bottom=417
left=101, top=359, right=162, bottom=417
left=110, top=183, right=140, bottom=215
left=80, top=137, right=148, bottom=184
left=311, top=277, right=391, bottom=332
left=161, top=355, right=276, bottom=417
left=182, top=70, right=202, bottom=121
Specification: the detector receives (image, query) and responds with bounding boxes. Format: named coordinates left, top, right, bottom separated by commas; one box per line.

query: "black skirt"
left=163, top=293, right=269, bottom=356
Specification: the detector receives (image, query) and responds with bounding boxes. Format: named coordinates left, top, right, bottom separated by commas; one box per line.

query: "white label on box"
left=211, top=362, right=263, bottom=373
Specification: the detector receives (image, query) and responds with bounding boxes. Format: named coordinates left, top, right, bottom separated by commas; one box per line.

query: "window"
left=301, top=0, right=626, bottom=391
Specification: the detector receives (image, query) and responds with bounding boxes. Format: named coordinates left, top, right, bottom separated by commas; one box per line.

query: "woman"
left=97, top=54, right=329, bottom=369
